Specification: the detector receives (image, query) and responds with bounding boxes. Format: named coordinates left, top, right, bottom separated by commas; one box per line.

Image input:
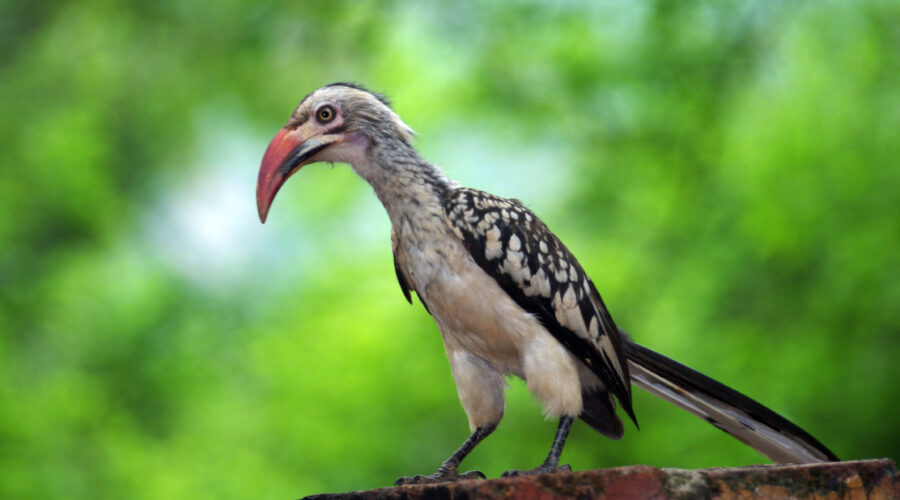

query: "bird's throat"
left=351, top=143, right=455, bottom=226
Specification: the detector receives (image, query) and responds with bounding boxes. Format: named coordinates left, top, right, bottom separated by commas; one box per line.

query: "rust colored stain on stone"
left=302, top=459, right=897, bottom=500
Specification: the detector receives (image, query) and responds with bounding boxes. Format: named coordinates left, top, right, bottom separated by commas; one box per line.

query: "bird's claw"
left=395, top=467, right=485, bottom=485
left=502, top=463, right=572, bottom=477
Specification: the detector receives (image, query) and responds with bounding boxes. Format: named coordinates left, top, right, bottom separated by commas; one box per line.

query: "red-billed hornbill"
left=256, top=83, right=838, bottom=484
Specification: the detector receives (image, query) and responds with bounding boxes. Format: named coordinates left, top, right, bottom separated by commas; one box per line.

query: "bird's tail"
left=623, top=339, right=838, bottom=463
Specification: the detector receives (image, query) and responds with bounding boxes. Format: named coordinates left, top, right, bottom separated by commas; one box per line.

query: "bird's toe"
left=395, top=467, right=485, bottom=485
left=394, top=474, right=427, bottom=486
left=457, top=470, right=486, bottom=481
left=502, top=463, right=572, bottom=477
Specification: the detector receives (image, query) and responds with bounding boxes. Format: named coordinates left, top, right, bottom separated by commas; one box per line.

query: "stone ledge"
left=303, top=459, right=897, bottom=499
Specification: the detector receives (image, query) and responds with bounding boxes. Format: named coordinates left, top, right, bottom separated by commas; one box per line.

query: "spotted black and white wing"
left=443, top=187, right=636, bottom=424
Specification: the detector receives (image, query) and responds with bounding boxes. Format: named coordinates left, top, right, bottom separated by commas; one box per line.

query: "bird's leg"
left=395, top=423, right=497, bottom=485
left=502, top=415, right=575, bottom=477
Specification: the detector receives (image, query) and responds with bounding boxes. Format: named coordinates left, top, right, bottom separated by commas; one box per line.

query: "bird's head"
left=256, top=83, right=415, bottom=223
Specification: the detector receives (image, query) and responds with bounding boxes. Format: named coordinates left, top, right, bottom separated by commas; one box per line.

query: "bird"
left=255, top=82, right=838, bottom=484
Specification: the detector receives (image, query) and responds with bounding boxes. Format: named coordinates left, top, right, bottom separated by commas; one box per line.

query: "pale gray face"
left=256, top=83, right=415, bottom=222
left=287, top=84, right=414, bottom=143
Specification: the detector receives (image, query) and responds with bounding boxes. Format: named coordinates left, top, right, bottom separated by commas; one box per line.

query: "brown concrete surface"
left=303, top=459, right=897, bottom=500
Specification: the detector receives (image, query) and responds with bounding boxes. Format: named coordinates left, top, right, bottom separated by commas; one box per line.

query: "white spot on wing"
left=562, top=284, right=576, bottom=308
left=509, top=234, right=521, bottom=251
left=485, top=226, right=502, bottom=260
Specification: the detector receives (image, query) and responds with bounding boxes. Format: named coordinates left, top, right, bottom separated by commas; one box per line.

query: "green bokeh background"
left=2, top=1, right=898, bottom=498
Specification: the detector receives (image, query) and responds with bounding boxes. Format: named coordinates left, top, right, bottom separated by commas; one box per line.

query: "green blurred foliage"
left=1, top=0, right=898, bottom=498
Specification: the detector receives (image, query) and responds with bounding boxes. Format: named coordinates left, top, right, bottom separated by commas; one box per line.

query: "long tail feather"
left=623, top=339, right=838, bottom=463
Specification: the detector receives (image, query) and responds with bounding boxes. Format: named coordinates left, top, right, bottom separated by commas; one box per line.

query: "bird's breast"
left=395, top=222, right=549, bottom=378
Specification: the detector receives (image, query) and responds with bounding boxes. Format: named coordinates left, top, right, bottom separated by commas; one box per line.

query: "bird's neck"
left=352, top=138, right=457, bottom=227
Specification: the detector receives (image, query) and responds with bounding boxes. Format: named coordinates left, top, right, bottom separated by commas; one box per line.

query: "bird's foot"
left=501, top=463, right=572, bottom=477
left=395, top=466, right=485, bottom=485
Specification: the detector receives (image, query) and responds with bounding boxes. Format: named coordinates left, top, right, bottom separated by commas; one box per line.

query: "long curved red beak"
left=257, top=128, right=299, bottom=223
left=256, top=127, right=337, bottom=223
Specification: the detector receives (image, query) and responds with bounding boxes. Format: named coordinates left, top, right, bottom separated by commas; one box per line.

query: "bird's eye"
left=316, top=105, right=336, bottom=123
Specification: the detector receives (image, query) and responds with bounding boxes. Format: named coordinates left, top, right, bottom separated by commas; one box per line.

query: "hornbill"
left=256, top=83, right=838, bottom=484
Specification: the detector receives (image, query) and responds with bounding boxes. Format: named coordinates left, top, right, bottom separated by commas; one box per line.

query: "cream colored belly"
left=406, top=237, right=585, bottom=419
left=428, top=259, right=540, bottom=377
